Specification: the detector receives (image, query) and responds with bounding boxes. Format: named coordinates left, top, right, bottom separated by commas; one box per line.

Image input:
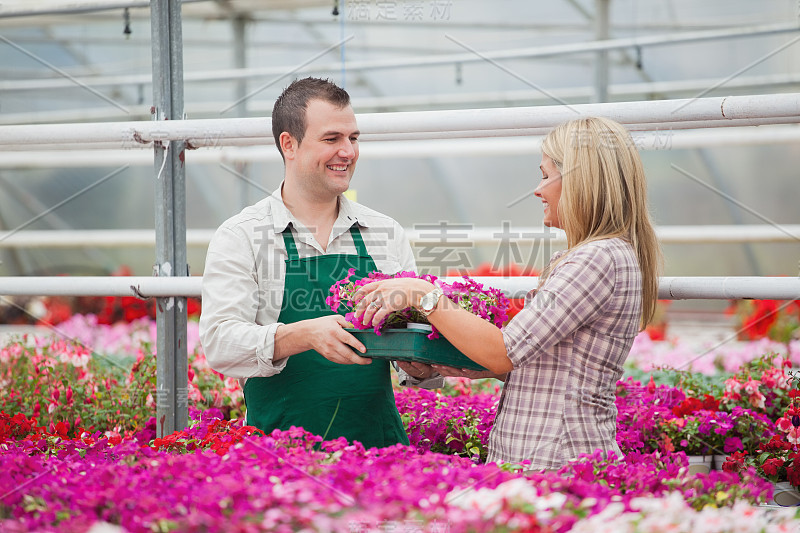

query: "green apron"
left=243, top=225, right=409, bottom=449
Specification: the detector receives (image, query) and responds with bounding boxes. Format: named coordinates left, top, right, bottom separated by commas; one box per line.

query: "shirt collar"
left=336, top=193, right=370, bottom=229
left=269, top=184, right=293, bottom=233
left=268, top=182, right=370, bottom=234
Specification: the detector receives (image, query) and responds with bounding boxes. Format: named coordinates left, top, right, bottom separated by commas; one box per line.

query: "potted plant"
left=328, top=269, right=510, bottom=335
left=658, top=392, right=775, bottom=473
left=327, top=270, right=511, bottom=370
left=722, top=391, right=800, bottom=506
left=721, top=353, right=795, bottom=421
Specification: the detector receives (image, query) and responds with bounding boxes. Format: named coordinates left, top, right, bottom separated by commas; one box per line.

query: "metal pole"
left=232, top=15, right=251, bottom=210
left=594, top=0, right=610, bottom=103
left=0, top=275, right=798, bottom=301
left=2, top=93, right=799, bottom=148
left=0, top=225, right=799, bottom=249
left=150, top=0, right=188, bottom=438
left=3, top=124, right=800, bottom=165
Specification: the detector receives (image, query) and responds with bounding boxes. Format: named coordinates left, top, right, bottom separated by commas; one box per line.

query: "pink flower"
left=761, top=367, right=791, bottom=390
left=724, top=378, right=742, bottom=395
left=723, top=437, right=743, bottom=453
left=776, top=416, right=793, bottom=433
left=742, top=379, right=761, bottom=395
left=788, top=427, right=800, bottom=445
left=748, top=391, right=766, bottom=410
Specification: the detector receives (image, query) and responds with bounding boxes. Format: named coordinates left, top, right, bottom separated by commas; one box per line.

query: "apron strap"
left=281, top=226, right=300, bottom=261
left=282, top=224, right=370, bottom=260
left=349, top=225, right=370, bottom=257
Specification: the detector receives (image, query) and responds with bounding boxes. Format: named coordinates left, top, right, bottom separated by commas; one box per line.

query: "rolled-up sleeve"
left=503, top=246, right=616, bottom=369
left=199, top=226, right=288, bottom=379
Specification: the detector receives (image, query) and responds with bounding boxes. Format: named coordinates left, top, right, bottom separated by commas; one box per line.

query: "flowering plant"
left=659, top=392, right=775, bottom=456
left=721, top=353, right=796, bottom=420
left=326, top=269, right=511, bottom=337
left=0, top=322, right=244, bottom=437
left=723, top=389, right=800, bottom=486
left=726, top=298, right=800, bottom=343
left=660, top=394, right=721, bottom=456
left=395, top=387, right=497, bottom=462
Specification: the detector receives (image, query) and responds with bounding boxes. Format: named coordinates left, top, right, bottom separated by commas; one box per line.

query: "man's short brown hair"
left=271, top=77, right=351, bottom=160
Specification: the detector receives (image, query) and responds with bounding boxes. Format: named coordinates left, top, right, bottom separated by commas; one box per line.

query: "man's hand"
left=275, top=315, right=371, bottom=365
left=308, top=315, right=372, bottom=365
left=431, top=364, right=506, bottom=381
left=397, top=360, right=436, bottom=380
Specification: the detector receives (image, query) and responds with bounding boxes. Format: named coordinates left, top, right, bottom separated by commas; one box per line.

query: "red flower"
left=38, top=297, right=73, bottom=326
left=762, top=457, right=785, bottom=477
left=701, top=394, right=719, bottom=411
left=787, top=455, right=800, bottom=487
left=722, top=451, right=748, bottom=473
left=53, top=421, right=70, bottom=437
left=761, top=435, right=792, bottom=453
left=671, top=395, right=717, bottom=417
left=646, top=375, right=656, bottom=394
left=644, top=324, right=666, bottom=341
left=741, top=299, right=779, bottom=340
left=187, top=297, right=202, bottom=318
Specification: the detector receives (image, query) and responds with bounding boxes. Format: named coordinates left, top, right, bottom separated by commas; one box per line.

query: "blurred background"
left=0, top=0, right=797, bottom=301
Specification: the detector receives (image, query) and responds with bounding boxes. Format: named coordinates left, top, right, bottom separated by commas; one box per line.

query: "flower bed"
left=0, top=410, right=792, bottom=533
left=1, top=316, right=800, bottom=531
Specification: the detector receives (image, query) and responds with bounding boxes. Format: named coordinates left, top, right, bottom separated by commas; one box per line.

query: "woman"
left=354, top=117, right=662, bottom=470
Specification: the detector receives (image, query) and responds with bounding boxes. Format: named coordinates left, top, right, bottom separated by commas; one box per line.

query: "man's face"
left=284, top=99, right=360, bottom=200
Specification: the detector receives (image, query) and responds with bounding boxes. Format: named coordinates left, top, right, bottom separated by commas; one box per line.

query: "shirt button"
left=525, top=339, right=533, bottom=345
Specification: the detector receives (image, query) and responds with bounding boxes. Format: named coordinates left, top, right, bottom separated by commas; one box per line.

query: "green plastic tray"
left=345, top=328, right=487, bottom=371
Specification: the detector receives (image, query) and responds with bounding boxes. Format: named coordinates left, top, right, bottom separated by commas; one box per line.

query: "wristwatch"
left=419, top=287, right=444, bottom=317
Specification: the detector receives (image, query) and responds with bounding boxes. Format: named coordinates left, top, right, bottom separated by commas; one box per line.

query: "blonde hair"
left=539, top=117, right=662, bottom=328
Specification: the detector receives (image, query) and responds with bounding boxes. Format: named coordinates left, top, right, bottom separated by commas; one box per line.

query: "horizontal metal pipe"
left=4, top=115, right=800, bottom=151
left=355, top=95, right=800, bottom=135
left=0, top=226, right=797, bottom=248
left=0, top=275, right=797, bottom=300
left=0, top=94, right=797, bottom=149
left=0, top=22, right=796, bottom=89
left=2, top=124, right=800, bottom=161
left=5, top=72, right=800, bottom=127
left=0, top=0, right=207, bottom=19
left=659, top=277, right=800, bottom=300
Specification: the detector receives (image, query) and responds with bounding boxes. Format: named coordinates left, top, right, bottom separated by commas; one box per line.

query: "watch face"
left=421, top=288, right=442, bottom=313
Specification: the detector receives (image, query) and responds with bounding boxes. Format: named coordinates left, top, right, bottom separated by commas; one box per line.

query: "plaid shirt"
left=491, top=238, right=642, bottom=469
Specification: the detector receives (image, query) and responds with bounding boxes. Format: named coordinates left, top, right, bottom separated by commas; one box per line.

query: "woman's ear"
left=280, top=132, right=297, bottom=159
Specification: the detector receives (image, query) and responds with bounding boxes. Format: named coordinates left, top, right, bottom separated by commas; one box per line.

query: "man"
left=200, top=77, right=440, bottom=448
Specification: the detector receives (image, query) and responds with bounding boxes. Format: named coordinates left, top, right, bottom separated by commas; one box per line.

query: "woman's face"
left=535, top=154, right=563, bottom=229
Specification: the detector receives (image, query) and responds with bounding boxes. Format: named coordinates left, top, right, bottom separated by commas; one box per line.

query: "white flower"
left=447, top=478, right=540, bottom=519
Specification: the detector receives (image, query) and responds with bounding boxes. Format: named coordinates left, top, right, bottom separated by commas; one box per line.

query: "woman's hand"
left=353, top=278, right=435, bottom=327
left=397, top=361, right=437, bottom=380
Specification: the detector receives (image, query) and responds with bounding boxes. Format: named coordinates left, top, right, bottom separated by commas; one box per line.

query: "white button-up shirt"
left=199, top=185, right=416, bottom=383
